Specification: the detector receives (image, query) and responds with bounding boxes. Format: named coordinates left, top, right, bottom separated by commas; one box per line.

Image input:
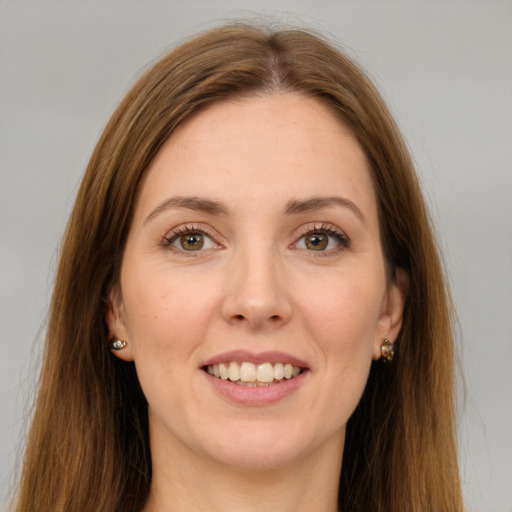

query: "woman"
left=11, top=23, right=464, bottom=511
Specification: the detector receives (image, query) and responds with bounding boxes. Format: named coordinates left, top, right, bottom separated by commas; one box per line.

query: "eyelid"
left=291, top=222, right=350, bottom=253
left=160, top=221, right=349, bottom=255
left=161, top=223, right=224, bottom=251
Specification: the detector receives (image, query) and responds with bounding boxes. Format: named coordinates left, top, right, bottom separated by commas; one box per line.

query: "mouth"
left=203, top=361, right=304, bottom=387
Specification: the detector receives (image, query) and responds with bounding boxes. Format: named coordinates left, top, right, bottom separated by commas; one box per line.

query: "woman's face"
left=108, top=93, right=406, bottom=471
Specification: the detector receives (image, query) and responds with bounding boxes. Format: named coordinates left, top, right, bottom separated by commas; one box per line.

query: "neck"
left=142, top=432, right=344, bottom=512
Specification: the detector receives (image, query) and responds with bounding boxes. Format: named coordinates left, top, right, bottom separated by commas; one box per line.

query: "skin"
left=107, top=93, right=407, bottom=512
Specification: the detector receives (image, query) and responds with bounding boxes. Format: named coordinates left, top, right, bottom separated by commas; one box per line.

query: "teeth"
left=207, top=361, right=303, bottom=384
left=228, top=362, right=240, bottom=381
left=219, top=363, right=229, bottom=380
left=256, top=362, right=274, bottom=383
left=240, top=362, right=256, bottom=382
left=235, top=380, right=270, bottom=387
left=274, top=362, right=284, bottom=380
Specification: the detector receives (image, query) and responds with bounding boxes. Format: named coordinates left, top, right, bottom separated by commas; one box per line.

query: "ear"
left=105, top=284, right=134, bottom=362
left=372, top=268, right=409, bottom=360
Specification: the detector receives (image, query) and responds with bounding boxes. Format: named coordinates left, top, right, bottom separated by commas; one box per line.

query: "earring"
left=110, top=339, right=127, bottom=351
left=381, top=339, right=394, bottom=362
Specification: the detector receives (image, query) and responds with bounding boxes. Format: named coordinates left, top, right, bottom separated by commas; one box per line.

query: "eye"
left=304, top=233, right=329, bottom=250
left=176, top=232, right=210, bottom=251
left=163, top=226, right=219, bottom=252
left=294, top=224, right=350, bottom=253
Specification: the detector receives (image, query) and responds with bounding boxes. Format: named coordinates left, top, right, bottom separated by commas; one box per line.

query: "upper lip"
left=201, top=350, right=309, bottom=369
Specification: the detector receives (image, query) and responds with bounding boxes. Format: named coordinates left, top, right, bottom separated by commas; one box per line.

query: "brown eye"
left=164, top=227, right=218, bottom=253
left=305, top=233, right=328, bottom=251
left=180, top=233, right=204, bottom=251
left=294, top=226, right=350, bottom=254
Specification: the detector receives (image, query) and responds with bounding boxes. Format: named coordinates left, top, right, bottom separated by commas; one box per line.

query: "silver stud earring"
left=110, top=339, right=127, bottom=351
left=381, top=339, right=394, bottom=362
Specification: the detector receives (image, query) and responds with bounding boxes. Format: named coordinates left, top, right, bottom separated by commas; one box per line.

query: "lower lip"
left=203, top=370, right=308, bottom=406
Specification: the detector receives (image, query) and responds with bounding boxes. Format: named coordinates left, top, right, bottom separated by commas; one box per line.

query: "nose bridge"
left=222, top=237, right=291, bottom=329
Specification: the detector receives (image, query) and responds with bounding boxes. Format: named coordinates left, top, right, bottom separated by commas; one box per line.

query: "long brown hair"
left=11, top=23, right=463, bottom=511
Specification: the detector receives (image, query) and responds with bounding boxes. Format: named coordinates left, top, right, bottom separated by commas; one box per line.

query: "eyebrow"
left=144, top=196, right=228, bottom=225
left=144, top=194, right=365, bottom=225
left=284, top=196, right=365, bottom=223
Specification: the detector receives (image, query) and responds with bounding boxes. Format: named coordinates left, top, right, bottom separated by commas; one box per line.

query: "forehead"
left=134, top=93, right=377, bottom=221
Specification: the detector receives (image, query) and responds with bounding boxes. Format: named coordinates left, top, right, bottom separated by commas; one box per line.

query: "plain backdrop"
left=1, top=1, right=511, bottom=511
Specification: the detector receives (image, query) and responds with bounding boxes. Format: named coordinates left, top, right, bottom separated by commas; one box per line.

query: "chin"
left=196, top=420, right=336, bottom=472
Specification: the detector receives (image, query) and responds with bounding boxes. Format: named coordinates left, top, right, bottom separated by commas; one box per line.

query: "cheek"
left=298, top=270, right=383, bottom=394
left=120, top=261, right=223, bottom=358
left=287, top=273, right=383, bottom=438
left=119, top=266, right=223, bottom=416
left=299, top=273, right=384, bottom=350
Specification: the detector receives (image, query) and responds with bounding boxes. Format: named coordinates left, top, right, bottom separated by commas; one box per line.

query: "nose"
left=221, top=244, right=293, bottom=330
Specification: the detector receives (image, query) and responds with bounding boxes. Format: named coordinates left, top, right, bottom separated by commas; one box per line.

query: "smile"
left=205, top=361, right=302, bottom=387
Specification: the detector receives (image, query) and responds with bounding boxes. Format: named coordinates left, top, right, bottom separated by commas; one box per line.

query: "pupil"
left=181, top=233, right=203, bottom=250
left=306, top=233, right=327, bottom=250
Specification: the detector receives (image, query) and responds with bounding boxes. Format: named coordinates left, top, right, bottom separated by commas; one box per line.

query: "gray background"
left=1, top=1, right=511, bottom=510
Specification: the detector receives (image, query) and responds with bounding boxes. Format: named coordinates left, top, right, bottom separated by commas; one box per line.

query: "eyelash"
left=161, top=223, right=350, bottom=255
left=161, top=224, right=217, bottom=251
left=294, top=223, right=351, bottom=255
